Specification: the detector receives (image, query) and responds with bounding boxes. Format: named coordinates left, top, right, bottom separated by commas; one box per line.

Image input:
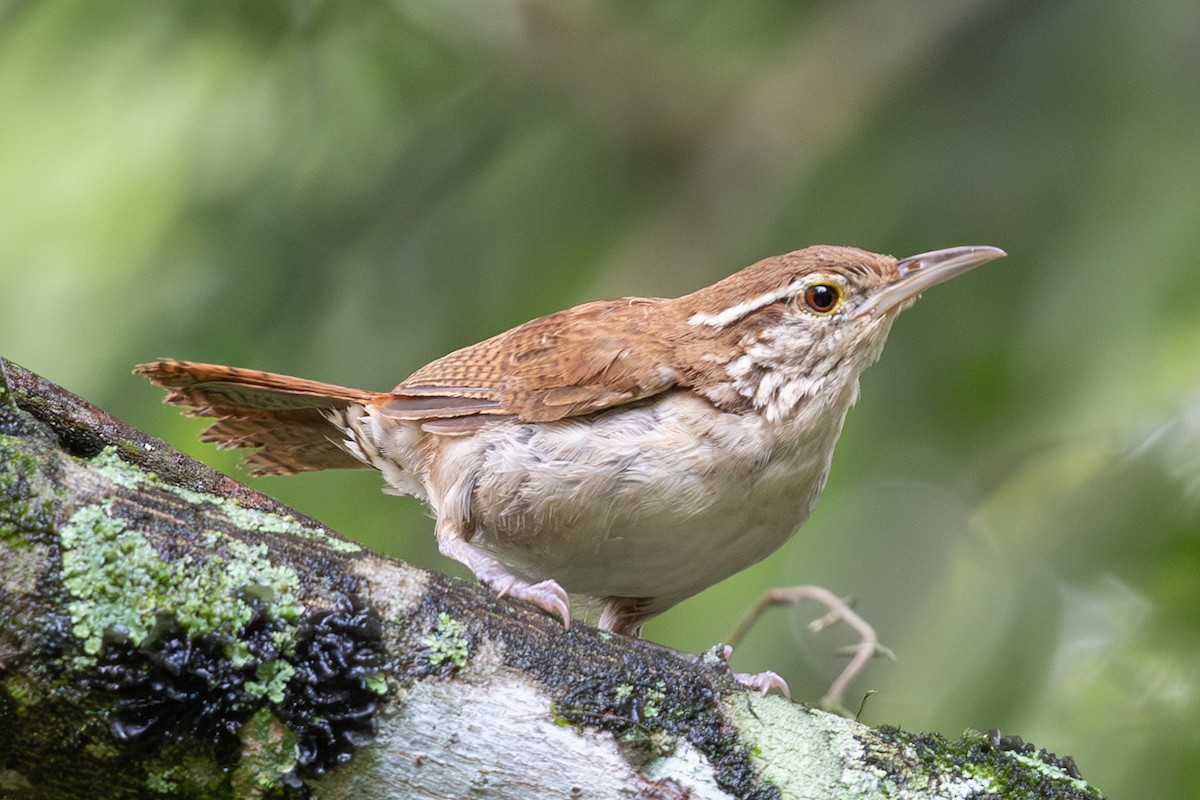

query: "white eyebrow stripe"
left=688, top=280, right=806, bottom=328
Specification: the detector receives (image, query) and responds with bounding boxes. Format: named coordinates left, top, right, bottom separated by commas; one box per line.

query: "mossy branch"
left=0, top=358, right=1104, bottom=800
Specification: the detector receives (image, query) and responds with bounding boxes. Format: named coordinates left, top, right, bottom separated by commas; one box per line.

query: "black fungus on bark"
left=85, top=605, right=289, bottom=769
left=278, top=595, right=388, bottom=776
left=84, top=593, right=388, bottom=785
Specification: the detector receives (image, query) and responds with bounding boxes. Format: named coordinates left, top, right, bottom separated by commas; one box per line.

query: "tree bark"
left=0, top=357, right=1104, bottom=800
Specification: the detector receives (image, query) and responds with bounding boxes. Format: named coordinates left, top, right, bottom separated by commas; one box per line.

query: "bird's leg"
left=595, top=596, right=654, bottom=637
left=727, top=585, right=896, bottom=711
left=595, top=597, right=794, bottom=697
left=437, top=529, right=571, bottom=627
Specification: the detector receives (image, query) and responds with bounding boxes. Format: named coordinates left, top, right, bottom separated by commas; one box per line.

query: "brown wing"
left=381, top=297, right=684, bottom=427
left=134, top=360, right=385, bottom=475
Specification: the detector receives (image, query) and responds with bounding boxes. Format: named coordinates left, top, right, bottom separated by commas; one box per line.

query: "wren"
left=137, top=244, right=1004, bottom=694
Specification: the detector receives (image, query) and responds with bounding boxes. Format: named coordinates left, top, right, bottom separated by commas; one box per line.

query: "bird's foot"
left=732, top=669, right=791, bottom=698
left=492, top=575, right=572, bottom=628
left=438, top=532, right=571, bottom=627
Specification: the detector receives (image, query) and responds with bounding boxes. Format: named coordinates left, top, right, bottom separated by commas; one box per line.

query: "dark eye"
left=802, top=283, right=842, bottom=314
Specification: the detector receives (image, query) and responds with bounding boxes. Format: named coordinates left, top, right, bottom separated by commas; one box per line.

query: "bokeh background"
left=3, top=1, right=1199, bottom=796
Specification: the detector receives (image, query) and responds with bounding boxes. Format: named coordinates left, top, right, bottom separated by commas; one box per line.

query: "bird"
left=136, top=244, right=1004, bottom=691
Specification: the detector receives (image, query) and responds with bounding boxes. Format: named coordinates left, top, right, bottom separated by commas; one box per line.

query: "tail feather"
left=134, top=359, right=383, bottom=475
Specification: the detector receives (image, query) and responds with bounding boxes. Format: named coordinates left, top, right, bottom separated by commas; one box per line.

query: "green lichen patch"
left=88, top=445, right=148, bottom=490
left=0, top=434, right=55, bottom=544
left=245, top=659, right=297, bottom=704
left=230, top=708, right=301, bottom=798
left=421, top=611, right=470, bottom=670
left=59, top=501, right=302, bottom=663
left=144, top=770, right=178, bottom=795
left=727, top=686, right=1107, bottom=799
left=858, top=725, right=1103, bottom=799
left=173, top=487, right=363, bottom=555
left=365, top=670, right=389, bottom=695
left=87, top=445, right=362, bottom=554
left=730, top=693, right=860, bottom=797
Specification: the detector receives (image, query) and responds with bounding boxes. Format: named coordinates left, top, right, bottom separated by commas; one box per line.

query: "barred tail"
left=134, top=359, right=383, bottom=475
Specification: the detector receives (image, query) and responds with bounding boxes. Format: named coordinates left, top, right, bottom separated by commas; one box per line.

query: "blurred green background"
left=3, top=1, right=1198, bottom=796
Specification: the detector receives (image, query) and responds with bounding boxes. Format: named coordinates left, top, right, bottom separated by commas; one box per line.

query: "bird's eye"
left=801, top=283, right=843, bottom=315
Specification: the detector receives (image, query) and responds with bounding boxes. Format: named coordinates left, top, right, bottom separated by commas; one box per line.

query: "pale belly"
left=440, top=392, right=845, bottom=606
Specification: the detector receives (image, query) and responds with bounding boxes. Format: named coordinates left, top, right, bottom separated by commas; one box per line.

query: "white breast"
left=417, top=390, right=852, bottom=609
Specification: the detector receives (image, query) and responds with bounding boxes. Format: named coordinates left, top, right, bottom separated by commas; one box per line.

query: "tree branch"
left=0, top=358, right=1104, bottom=799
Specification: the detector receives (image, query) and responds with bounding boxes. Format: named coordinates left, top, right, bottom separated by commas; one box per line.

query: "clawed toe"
left=733, top=670, right=791, bottom=698
left=495, top=577, right=571, bottom=628
left=438, top=533, right=572, bottom=628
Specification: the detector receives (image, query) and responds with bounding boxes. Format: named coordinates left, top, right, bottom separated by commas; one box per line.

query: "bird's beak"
left=857, top=245, right=1007, bottom=318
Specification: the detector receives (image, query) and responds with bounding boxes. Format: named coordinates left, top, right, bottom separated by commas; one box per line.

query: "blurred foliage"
left=2, top=1, right=1199, bottom=796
